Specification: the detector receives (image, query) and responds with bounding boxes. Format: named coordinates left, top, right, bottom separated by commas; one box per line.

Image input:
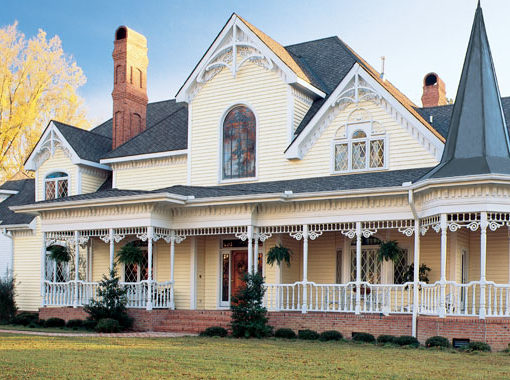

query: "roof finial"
left=477, top=0, right=481, bottom=9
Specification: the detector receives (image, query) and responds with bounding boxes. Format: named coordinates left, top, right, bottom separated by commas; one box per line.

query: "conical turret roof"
left=425, top=2, right=510, bottom=179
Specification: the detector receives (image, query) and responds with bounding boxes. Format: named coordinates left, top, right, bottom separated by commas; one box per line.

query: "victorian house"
left=2, top=4, right=510, bottom=348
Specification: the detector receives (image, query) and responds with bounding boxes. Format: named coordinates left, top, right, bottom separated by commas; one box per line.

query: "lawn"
left=0, top=335, right=509, bottom=380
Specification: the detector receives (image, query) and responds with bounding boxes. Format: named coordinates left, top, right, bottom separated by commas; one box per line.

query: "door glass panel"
left=221, top=254, right=230, bottom=303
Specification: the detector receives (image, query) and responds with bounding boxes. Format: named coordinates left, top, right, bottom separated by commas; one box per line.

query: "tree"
left=0, top=22, right=89, bottom=182
left=84, top=268, right=133, bottom=330
left=230, top=272, right=272, bottom=338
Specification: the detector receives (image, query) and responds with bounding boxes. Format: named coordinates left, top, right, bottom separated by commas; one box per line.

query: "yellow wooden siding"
left=91, top=238, right=110, bottom=281
left=113, top=156, right=187, bottom=191
left=190, top=59, right=438, bottom=186
left=81, top=169, right=108, bottom=194
left=196, top=237, right=206, bottom=309
left=12, top=221, right=41, bottom=311
left=307, top=232, right=337, bottom=284
left=469, top=229, right=509, bottom=284
left=203, top=236, right=220, bottom=309
left=280, top=234, right=302, bottom=284
left=190, top=60, right=288, bottom=186
left=36, top=148, right=78, bottom=201
left=293, top=91, right=312, bottom=132
left=419, top=231, right=441, bottom=283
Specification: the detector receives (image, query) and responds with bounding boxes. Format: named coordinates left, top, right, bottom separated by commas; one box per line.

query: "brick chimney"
left=112, top=26, right=148, bottom=149
left=421, top=72, right=447, bottom=107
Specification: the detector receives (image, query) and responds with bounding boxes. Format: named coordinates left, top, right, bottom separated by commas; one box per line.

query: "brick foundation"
left=38, top=307, right=510, bottom=350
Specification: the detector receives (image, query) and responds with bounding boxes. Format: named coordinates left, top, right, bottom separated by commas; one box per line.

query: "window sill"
left=331, top=167, right=388, bottom=175
left=219, top=177, right=258, bottom=185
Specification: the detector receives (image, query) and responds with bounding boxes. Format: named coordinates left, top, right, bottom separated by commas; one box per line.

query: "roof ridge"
left=54, top=120, right=112, bottom=140
left=284, top=35, right=339, bottom=49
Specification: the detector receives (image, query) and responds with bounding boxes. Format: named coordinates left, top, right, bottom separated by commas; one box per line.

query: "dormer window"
left=45, top=172, right=69, bottom=200
left=332, top=108, right=386, bottom=173
left=222, top=106, right=256, bottom=180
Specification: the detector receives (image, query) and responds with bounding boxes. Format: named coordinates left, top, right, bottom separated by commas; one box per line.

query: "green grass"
left=0, top=324, right=93, bottom=334
left=0, top=335, right=509, bottom=379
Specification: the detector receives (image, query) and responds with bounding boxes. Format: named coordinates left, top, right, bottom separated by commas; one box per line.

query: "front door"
left=231, top=251, right=248, bottom=299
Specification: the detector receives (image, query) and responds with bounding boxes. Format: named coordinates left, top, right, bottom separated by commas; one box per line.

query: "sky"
left=2, top=0, right=509, bottom=125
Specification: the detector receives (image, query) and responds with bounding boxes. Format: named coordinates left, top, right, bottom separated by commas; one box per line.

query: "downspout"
left=407, top=185, right=420, bottom=338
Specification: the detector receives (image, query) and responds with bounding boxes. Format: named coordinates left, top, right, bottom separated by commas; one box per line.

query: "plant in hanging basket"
left=377, top=240, right=402, bottom=262
left=266, top=244, right=292, bottom=267
left=117, top=242, right=144, bottom=266
left=403, top=263, right=431, bottom=284
left=48, top=245, right=70, bottom=263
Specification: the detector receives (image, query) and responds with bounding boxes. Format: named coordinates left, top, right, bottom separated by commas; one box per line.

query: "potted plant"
left=377, top=240, right=402, bottom=262
left=266, top=244, right=292, bottom=267
left=48, top=245, right=70, bottom=263
left=117, top=242, right=144, bottom=266
left=403, top=263, right=431, bottom=283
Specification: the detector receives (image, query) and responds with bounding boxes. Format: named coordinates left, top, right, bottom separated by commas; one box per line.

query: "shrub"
left=274, top=328, right=296, bottom=339
left=199, top=326, right=228, bottom=337
left=12, top=312, right=38, bottom=326
left=66, top=319, right=84, bottom=329
left=230, top=272, right=272, bottom=338
left=0, top=276, right=16, bottom=323
left=83, top=320, right=97, bottom=330
left=95, top=318, right=120, bottom=333
left=319, top=330, right=343, bottom=341
left=38, top=319, right=46, bottom=327
left=377, top=335, right=398, bottom=344
left=462, top=341, right=491, bottom=352
left=45, top=317, right=66, bottom=328
left=84, top=268, right=132, bottom=330
left=425, top=336, right=451, bottom=349
left=298, top=329, right=319, bottom=340
left=28, top=321, right=40, bottom=328
left=395, top=335, right=420, bottom=347
left=352, top=332, right=376, bottom=343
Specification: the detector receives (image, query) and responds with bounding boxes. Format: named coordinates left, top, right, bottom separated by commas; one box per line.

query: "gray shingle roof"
left=0, top=179, right=35, bottom=225
left=285, top=37, right=358, bottom=136
left=30, top=167, right=431, bottom=206
left=102, top=101, right=188, bottom=159
left=53, top=121, right=112, bottom=162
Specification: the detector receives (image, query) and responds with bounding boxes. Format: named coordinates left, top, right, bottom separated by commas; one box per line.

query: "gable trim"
left=100, top=149, right=188, bottom=164
left=285, top=64, right=444, bottom=161
left=25, top=121, right=111, bottom=171
left=175, top=14, right=324, bottom=103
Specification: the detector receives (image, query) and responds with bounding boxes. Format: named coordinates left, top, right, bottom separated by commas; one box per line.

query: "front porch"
left=41, top=212, right=510, bottom=328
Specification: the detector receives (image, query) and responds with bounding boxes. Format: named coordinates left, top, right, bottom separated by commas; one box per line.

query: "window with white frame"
left=44, top=172, right=69, bottom=200
left=332, top=108, right=386, bottom=173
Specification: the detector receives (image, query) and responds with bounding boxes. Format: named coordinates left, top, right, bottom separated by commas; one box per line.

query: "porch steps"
left=153, top=310, right=231, bottom=333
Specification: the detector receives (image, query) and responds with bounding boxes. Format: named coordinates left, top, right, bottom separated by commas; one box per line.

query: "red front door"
left=231, top=251, right=248, bottom=299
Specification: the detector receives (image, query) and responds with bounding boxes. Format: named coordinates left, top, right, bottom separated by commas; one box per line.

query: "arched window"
left=45, top=172, right=68, bottom=200
left=222, top=106, right=256, bottom=180
left=333, top=124, right=386, bottom=173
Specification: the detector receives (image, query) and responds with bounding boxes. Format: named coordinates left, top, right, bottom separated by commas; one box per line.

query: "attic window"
left=116, top=27, right=127, bottom=40
left=425, top=74, right=438, bottom=86
left=45, top=172, right=68, bottom=200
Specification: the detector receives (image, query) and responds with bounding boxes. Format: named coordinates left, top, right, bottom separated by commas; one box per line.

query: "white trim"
left=190, top=236, right=197, bottom=309
left=187, top=103, right=192, bottom=186
left=100, top=149, right=188, bottom=164
left=25, top=122, right=111, bottom=172
left=175, top=14, right=323, bottom=103
left=287, top=86, right=295, bottom=145
left=285, top=64, right=444, bottom=161
left=218, top=102, right=258, bottom=184
left=0, top=190, right=18, bottom=196
left=77, top=167, right=82, bottom=195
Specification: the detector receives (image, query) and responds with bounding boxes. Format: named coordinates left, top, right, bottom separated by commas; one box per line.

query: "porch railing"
left=264, top=280, right=510, bottom=317
left=43, top=280, right=175, bottom=309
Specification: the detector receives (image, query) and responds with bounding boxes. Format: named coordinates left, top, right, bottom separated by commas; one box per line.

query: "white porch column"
left=302, top=224, right=309, bottom=314
left=41, top=232, right=47, bottom=307
left=479, top=211, right=488, bottom=319
left=109, top=228, right=115, bottom=274
left=439, top=213, right=447, bottom=318
left=189, top=236, right=197, bottom=310
left=247, top=225, right=253, bottom=274
left=73, top=231, right=80, bottom=308
left=147, top=226, right=154, bottom=311
left=412, top=219, right=420, bottom=337
left=170, top=231, right=176, bottom=309
left=253, top=227, right=259, bottom=274
left=355, top=221, right=362, bottom=314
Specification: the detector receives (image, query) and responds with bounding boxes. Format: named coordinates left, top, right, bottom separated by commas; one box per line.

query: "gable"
left=175, top=14, right=324, bottom=103
left=285, top=64, right=445, bottom=162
